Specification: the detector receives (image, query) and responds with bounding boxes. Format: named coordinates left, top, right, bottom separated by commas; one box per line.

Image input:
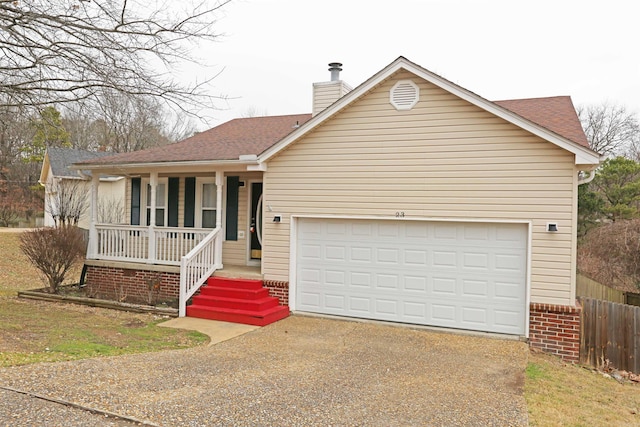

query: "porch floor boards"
left=186, top=276, right=289, bottom=327
left=213, top=265, right=262, bottom=280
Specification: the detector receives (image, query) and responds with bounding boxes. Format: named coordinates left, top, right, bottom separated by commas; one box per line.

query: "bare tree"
left=98, top=196, right=125, bottom=224
left=92, top=91, right=172, bottom=152
left=46, top=179, right=89, bottom=227
left=577, top=103, right=640, bottom=156
left=241, top=106, right=269, bottom=118
left=0, top=179, right=27, bottom=226
left=0, top=102, right=33, bottom=181
left=62, top=92, right=194, bottom=152
left=0, top=0, right=230, bottom=114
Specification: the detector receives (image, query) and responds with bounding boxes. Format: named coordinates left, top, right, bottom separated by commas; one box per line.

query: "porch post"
left=148, top=172, right=157, bottom=263
left=215, top=170, right=224, bottom=269
left=87, top=173, right=99, bottom=258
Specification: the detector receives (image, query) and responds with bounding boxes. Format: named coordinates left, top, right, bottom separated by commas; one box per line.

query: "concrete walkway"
left=0, top=315, right=529, bottom=426
left=158, top=317, right=259, bottom=346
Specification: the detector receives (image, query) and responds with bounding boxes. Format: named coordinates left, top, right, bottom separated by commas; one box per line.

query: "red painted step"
left=186, top=276, right=289, bottom=327
left=186, top=304, right=290, bottom=327
left=191, top=294, right=279, bottom=312
left=199, top=286, right=270, bottom=300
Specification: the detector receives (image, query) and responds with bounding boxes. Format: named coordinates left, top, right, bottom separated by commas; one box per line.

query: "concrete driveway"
left=0, top=315, right=528, bottom=426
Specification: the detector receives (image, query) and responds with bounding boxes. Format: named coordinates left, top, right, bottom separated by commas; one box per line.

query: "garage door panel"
left=324, top=294, right=345, bottom=310
left=404, top=276, right=427, bottom=292
left=494, top=281, right=525, bottom=301
left=349, top=296, right=371, bottom=313
left=296, top=218, right=527, bottom=335
left=461, top=306, right=488, bottom=325
left=462, top=279, right=488, bottom=297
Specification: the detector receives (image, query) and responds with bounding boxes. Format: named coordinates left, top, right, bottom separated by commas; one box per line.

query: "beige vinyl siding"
left=263, top=69, right=578, bottom=306
left=313, top=81, right=352, bottom=116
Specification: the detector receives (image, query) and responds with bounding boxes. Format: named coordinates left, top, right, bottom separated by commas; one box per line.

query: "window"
left=193, top=178, right=220, bottom=229
left=201, top=182, right=217, bottom=228
left=141, top=179, right=168, bottom=226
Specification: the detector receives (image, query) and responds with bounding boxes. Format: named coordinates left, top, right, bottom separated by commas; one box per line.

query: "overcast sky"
left=188, top=0, right=639, bottom=128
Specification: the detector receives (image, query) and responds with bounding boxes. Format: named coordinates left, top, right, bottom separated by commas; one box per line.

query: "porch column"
left=215, top=170, right=224, bottom=269
left=87, top=173, right=99, bottom=258
left=148, top=172, right=158, bottom=263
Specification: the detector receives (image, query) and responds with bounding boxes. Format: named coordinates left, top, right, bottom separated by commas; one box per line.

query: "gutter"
left=71, top=158, right=260, bottom=171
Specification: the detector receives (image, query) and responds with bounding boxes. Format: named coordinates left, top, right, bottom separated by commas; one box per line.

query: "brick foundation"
left=264, top=280, right=289, bottom=306
left=84, top=264, right=180, bottom=306
left=529, top=301, right=581, bottom=363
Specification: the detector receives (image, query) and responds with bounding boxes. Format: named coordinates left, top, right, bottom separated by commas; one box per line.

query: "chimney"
left=328, top=62, right=342, bottom=81
left=312, top=62, right=352, bottom=116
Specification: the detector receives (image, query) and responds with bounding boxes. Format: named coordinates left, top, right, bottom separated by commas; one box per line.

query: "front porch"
left=83, top=167, right=269, bottom=319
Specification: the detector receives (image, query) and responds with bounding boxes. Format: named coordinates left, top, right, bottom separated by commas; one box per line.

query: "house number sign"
left=395, top=211, right=405, bottom=218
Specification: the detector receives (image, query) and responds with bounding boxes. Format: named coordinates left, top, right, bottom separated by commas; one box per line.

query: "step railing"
left=179, top=227, right=221, bottom=317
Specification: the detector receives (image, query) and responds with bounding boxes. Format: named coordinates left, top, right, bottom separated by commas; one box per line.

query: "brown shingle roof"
left=494, top=96, right=590, bottom=148
left=81, top=114, right=312, bottom=165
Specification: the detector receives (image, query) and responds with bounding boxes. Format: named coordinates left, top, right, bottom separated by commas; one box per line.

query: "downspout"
left=577, top=170, right=596, bottom=185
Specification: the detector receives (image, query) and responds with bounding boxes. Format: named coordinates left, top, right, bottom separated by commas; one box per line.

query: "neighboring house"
left=39, top=147, right=126, bottom=229
left=74, top=57, right=601, bottom=362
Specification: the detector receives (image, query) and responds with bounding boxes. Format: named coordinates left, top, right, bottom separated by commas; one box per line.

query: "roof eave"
left=71, top=158, right=260, bottom=172
left=259, top=56, right=601, bottom=167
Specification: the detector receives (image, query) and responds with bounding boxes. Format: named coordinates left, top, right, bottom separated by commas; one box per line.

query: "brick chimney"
left=312, top=62, right=352, bottom=116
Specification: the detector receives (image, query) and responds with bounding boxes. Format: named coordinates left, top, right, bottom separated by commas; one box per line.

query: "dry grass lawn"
left=0, top=231, right=207, bottom=366
left=526, top=350, right=640, bottom=426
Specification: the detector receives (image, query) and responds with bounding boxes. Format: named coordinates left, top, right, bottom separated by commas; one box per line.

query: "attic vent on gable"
left=390, top=80, right=419, bottom=111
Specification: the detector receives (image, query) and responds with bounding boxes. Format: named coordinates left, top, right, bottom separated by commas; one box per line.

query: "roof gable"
left=260, top=57, right=600, bottom=166
left=40, top=147, right=113, bottom=183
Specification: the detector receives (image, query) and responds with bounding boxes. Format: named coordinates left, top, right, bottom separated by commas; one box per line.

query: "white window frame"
left=195, top=177, right=223, bottom=229
left=141, top=177, right=168, bottom=227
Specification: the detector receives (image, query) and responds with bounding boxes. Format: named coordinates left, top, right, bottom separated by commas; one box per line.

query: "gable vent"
left=390, top=80, right=419, bottom=111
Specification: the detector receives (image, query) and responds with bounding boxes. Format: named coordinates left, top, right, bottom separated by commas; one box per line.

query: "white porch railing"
left=92, top=224, right=213, bottom=265
left=179, top=227, right=221, bottom=317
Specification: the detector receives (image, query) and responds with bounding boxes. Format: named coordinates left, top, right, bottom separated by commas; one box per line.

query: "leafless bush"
left=20, top=226, right=87, bottom=293
left=578, top=219, right=640, bottom=291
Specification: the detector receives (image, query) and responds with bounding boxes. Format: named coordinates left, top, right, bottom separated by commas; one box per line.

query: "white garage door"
left=295, top=218, right=527, bottom=335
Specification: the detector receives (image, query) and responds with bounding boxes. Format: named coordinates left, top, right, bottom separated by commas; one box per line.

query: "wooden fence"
left=576, top=274, right=625, bottom=303
left=579, top=297, right=640, bottom=374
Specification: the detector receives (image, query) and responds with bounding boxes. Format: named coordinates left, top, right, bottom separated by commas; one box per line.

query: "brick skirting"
left=263, top=280, right=289, bottom=306
left=84, top=264, right=180, bottom=306
left=529, top=302, right=581, bottom=363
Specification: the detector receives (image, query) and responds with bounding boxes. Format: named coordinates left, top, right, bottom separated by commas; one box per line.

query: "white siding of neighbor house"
left=263, top=69, right=579, bottom=306
left=44, top=170, right=126, bottom=229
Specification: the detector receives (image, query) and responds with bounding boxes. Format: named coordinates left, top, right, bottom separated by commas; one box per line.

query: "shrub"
left=20, top=226, right=86, bottom=293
